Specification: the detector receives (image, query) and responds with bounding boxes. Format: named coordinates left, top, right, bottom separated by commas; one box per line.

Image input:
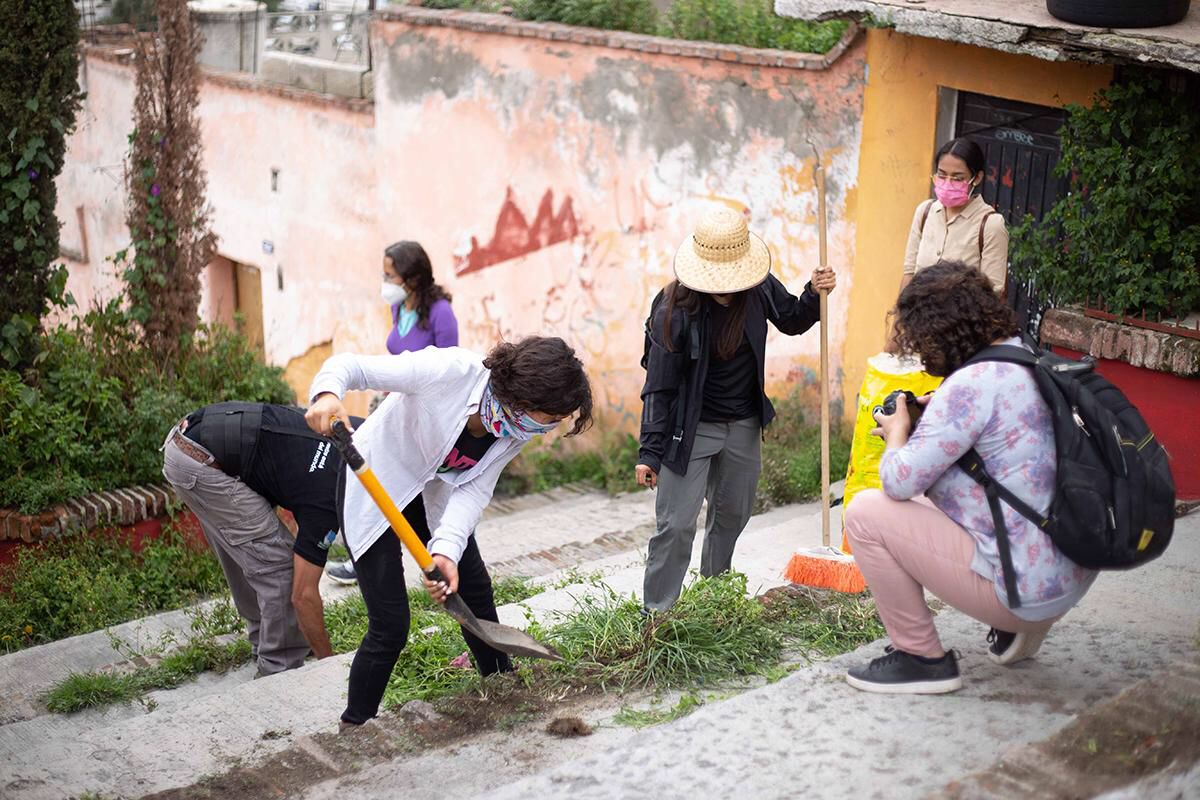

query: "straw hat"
left=673, top=207, right=771, bottom=294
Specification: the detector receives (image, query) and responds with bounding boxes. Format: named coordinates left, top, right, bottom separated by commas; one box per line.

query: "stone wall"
left=1041, top=308, right=1200, bottom=378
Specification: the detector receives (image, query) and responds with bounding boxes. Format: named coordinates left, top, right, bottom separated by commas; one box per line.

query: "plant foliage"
left=120, top=0, right=216, bottom=360
left=664, top=0, right=847, bottom=52
left=0, top=0, right=83, bottom=369
left=0, top=523, right=226, bottom=651
left=0, top=301, right=293, bottom=514
left=1010, top=70, right=1200, bottom=318
left=425, top=0, right=846, bottom=54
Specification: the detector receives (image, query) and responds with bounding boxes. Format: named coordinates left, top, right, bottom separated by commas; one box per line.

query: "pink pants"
left=844, top=489, right=1054, bottom=658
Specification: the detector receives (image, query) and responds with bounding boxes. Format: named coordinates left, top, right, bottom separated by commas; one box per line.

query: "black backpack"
left=956, top=343, right=1176, bottom=608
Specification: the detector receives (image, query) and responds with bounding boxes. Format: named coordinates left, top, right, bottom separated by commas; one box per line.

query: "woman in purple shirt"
left=325, top=241, right=459, bottom=584
left=381, top=240, right=458, bottom=353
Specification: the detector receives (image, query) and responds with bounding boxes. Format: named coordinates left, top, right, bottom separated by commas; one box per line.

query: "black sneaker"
left=986, top=627, right=1048, bottom=666
left=846, top=647, right=963, bottom=694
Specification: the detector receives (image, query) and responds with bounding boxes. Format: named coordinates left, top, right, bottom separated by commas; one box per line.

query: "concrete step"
left=473, top=513, right=1200, bottom=800
left=253, top=510, right=1198, bottom=800
left=0, top=485, right=648, bottom=727
left=0, top=493, right=805, bottom=800
left=929, top=651, right=1200, bottom=799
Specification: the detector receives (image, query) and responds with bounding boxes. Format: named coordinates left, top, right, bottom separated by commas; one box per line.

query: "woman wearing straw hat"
left=637, top=206, right=837, bottom=611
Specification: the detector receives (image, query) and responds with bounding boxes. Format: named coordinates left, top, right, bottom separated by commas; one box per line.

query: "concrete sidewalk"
left=483, top=512, right=1200, bottom=800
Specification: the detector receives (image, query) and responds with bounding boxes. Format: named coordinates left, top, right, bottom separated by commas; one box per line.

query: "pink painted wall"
left=56, top=54, right=380, bottom=409
left=372, top=20, right=865, bottom=429
left=57, top=20, right=865, bottom=429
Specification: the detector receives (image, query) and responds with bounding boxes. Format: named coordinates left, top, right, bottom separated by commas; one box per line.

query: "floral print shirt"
left=879, top=338, right=1097, bottom=621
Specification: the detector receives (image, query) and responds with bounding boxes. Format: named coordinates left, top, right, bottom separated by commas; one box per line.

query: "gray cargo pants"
left=642, top=418, right=762, bottom=611
left=161, top=424, right=309, bottom=675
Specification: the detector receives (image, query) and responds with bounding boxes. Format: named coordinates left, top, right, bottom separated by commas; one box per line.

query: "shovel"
left=329, top=419, right=562, bottom=662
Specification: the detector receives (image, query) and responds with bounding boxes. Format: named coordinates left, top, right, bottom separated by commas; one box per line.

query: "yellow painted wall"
left=841, top=29, right=1113, bottom=420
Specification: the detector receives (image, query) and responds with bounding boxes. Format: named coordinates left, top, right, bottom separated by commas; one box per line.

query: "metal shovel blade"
left=444, top=593, right=563, bottom=662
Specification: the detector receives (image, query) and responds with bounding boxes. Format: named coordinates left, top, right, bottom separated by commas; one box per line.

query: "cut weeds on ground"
left=45, top=572, right=884, bottom=730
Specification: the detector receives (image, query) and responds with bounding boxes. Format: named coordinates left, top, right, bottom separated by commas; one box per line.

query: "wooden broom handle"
left=816, top=159, right=831, bottom=549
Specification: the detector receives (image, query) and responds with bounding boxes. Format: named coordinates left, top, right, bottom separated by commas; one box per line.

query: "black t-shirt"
left=701, top=302, right=760, bottom=423
left=438, top=422, right=496, bottom=474
left=185, top=404, right=360, bottom=565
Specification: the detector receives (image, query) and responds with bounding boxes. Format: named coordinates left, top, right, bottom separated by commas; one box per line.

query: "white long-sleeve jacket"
left=309, top=347, right=524, bottom=563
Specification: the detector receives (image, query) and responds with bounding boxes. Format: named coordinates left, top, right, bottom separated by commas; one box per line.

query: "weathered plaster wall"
left=372, top=19, right=866, bottom=430
left=56, top=54, right=379, bottom=412
left=841, top=29, right=1111, bottom=420
left=58, top=17, right=866, bottom=431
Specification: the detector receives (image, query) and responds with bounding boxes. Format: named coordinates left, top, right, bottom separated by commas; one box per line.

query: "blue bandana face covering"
left=480, top=382, right=559, bottom=441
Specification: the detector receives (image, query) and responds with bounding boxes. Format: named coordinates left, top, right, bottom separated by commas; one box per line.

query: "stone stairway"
left=2, top=484, right=1197, bottom=800
left=0, top=485, right=660, bottom=800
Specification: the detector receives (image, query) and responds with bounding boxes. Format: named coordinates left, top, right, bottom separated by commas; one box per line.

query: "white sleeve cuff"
left=428, top=535, right=466, bottom=565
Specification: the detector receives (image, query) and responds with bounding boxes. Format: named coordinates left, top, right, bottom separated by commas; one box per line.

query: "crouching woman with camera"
left=843, top=261, right=1097, bottom=694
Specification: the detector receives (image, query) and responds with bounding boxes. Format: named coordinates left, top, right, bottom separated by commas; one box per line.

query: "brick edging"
left=0, top=485, right=176, bottom=544
left=378, top=7, right=860, bottom=70
left=1041, top=307, right=1200, bottom=378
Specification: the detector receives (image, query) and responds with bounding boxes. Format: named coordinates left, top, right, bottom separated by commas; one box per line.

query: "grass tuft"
left=614, top=691, right=706, bottom=728
left=533, top=573, right=786, bottom=690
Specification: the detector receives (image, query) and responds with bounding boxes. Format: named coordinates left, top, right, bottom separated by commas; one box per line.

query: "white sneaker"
left=325, top=561, right=358, bottom=585
left=987, top=627, right=1049, bottom=665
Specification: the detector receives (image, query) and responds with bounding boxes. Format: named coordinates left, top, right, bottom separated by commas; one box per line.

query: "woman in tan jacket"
left=901, top=137, right=1009, bottom=294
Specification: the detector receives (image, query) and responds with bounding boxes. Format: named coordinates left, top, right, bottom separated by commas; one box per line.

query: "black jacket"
left=638, top=274, right=822, bottom=476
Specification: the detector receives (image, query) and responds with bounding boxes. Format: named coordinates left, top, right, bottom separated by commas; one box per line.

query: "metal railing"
left=263, top=11, right=369, bottom=65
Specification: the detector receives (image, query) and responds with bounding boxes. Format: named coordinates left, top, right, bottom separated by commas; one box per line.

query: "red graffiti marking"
left=455, top=187, right=580, bottom=276
left=1001, top=167, right=1014, bottom=188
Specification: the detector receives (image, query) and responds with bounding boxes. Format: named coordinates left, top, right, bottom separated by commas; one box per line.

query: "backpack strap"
left=963, top=343, right=1039, bottom=369
left=958, top=449, right=1027, bottom=609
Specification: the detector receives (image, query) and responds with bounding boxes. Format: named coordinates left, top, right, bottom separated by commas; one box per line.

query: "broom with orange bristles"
left=781, top=143, right=866, bottom=594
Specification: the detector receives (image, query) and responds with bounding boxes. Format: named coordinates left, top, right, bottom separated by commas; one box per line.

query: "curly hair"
left=892, top=261, right=1018, bottom=377
left=484, top=336, right=594, bottom=436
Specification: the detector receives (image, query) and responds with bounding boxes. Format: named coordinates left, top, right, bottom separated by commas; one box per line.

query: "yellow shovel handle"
left=328, top=418, right=436, bottom=573
left=351, top=464, right=435, bottom=572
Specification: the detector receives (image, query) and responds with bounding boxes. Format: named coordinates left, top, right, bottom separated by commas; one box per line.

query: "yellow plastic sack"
left=841, top=352, right=943, bottom=551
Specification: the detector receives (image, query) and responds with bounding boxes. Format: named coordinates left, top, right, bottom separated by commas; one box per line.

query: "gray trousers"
left=161, top=425, right=309, bottom=675
left=643, top=418, right=762, bottom=611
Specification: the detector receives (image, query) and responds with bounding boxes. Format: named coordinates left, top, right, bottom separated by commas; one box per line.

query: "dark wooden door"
left=955, top=92, right=1069, bottom=336
left=955, top=92, right=1068, bottom=225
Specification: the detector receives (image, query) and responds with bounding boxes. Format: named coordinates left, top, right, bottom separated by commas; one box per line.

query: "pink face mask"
left=933, top=177, right=974, bottom=208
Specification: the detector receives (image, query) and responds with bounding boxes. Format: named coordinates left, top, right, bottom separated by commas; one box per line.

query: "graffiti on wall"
left=455, top=187, right=580, bottom=276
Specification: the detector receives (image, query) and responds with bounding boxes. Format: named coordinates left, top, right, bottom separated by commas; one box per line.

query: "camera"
left=872, top=390, right=924, bottom=433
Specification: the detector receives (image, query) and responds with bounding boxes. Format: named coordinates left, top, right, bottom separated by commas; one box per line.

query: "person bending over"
left=162, top=403, right=362, bottom=676
left=305, top=337, right=593, bottom=729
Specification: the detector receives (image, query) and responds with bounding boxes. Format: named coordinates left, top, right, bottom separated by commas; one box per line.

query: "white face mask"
left=381, top=282, right=408, bottom=306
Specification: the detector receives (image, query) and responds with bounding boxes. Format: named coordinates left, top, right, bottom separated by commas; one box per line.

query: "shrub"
left=1010, top=69, right=1200, bottom=319
left=0, top=0, right=83, bottom=369
left=664, top=0, right=848, bottom=53
left=758, top=390, right=851, bottom=509
left=0, top=524, right=226, bottom=651
left=120, top=0, right=216, bottom=360
left=496, top=431, right=641, bottom=497
left=0, top=301, right=293, bottom=514
left=513, top=0, right=660, bottom=34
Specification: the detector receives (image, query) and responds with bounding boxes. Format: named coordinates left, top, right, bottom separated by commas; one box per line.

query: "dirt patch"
left=938, top=653, right=1200, bottom=799
left=546, top=716, right=593, bottom=737
left=141, top=673, right=600, bottom=800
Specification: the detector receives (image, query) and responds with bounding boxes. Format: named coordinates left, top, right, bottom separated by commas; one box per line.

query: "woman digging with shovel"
left=305, top=337, right=593, bottom=731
